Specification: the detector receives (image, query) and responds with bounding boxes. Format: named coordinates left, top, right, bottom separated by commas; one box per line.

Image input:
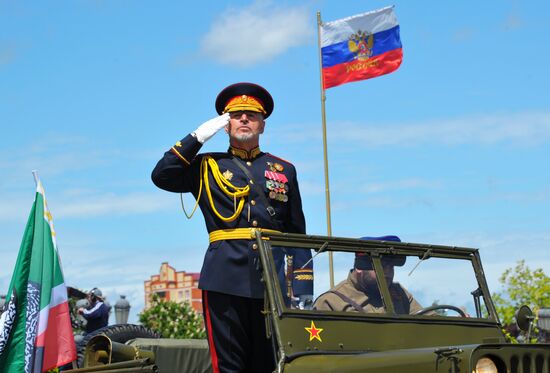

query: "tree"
left=139, top=294, right=206, bottom=339
left=492, top=260, right=549, bottom=342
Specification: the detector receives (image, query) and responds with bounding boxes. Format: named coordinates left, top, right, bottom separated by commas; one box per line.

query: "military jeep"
left=72, top=232, right=550, bottom=372
left=258, top=232, right=549, bottom=373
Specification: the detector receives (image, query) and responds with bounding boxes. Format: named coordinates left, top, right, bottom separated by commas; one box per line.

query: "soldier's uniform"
left=313, top=270, right=423, bottom=314
left=313, top=235, right=422, bottom=315
left=151, top=83, right=313, bottom=373
left=152, top=138, right=312, bottom=298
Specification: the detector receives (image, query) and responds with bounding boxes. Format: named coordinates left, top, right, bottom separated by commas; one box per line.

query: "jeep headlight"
left=473, top=357, right=498, bottom=373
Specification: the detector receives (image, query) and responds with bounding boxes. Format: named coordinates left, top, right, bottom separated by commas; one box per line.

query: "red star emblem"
left=304, top=320, right=323, bottom=342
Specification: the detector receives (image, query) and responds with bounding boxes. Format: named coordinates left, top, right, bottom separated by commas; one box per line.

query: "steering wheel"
left=413, top=304, right=467, bottom=317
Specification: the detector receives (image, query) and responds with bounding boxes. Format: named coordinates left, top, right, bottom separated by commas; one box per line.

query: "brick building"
left=144, top=262, right=202, bottom=314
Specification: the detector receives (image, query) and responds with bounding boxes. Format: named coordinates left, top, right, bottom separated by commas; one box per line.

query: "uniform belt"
left=209, top=228, right=281, bottom=243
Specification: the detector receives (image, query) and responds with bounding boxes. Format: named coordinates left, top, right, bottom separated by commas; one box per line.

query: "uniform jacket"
left=82, top=301, right=109, bottom=334
left=152, top=134, right=313, bottom=299
left=313, top=270, right=423, bottom=314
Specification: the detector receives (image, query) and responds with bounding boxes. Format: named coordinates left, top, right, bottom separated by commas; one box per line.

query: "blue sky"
left=1, top=0, right=549, bottom=323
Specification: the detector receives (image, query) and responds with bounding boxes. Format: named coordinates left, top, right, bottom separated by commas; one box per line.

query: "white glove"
left=192, top=113, right=230, bottom=144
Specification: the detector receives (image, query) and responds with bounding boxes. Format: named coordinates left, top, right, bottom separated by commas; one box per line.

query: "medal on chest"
left=265, top=167, right=289, bottom=202
left=267, top=161, right=284, bottom=172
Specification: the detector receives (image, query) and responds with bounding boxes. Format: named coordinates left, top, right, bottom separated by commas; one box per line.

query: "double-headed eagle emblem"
left=348, top=30, right=374, bottom=60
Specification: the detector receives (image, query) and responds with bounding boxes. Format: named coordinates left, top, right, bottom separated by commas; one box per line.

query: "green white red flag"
left=0, top=173, right=76, bottom=372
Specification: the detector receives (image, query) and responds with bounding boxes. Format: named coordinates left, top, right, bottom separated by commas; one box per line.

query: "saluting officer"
left=151, top=82, right=313, bottom=373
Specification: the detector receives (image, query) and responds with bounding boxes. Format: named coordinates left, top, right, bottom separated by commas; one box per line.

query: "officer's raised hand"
left=192, top=113, right=230, bottom=143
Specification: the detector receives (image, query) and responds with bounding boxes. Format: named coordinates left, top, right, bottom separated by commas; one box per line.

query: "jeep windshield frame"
left=256, top=231, right=499, bottom=322
left=255, top=231, right=506, bottom=363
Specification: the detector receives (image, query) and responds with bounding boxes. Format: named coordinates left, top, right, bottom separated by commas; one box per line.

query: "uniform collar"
left=229, top=146, right=261, bottom=160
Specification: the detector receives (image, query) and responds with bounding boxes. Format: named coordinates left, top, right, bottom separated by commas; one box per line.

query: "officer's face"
left=225, top=111, right=265, bottom=143
left=355, top=264, right=395, bottom=290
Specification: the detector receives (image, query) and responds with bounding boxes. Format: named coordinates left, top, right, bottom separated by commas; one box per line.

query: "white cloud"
left=405, top=230, right=550, bottom=266
left=498, top=188, right=550, bottom=203
left=333, top=111, right=550, bottom=146
left=53, top=192, right=174, bottom=218
left=419, top=231, right=550, bottom=295
left=353, top=112, right=549, bottom=146
left=0, top=135, right=113, bottom=184
left=502, top=13, right=523, bottom=31
left=360, top=178, right=443, bottom=194
left=0, top=133, right=177, bottom=220
left=276, top=111, right=550, bottom=147
left=0, top=191, right=174, bottom=221
left=201, top=1, right=313, bottom=67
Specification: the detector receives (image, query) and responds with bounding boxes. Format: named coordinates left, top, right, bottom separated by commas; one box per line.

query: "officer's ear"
left=225, top=122, right=231, bottom=134
left=259, top=116, right=265, bottom=134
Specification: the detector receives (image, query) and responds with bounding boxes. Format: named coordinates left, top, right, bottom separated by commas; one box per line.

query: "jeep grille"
left=510, top=353, right=549, bottom=373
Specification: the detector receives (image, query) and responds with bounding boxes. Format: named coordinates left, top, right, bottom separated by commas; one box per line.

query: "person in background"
left=78, top=287, right=109, bottom=334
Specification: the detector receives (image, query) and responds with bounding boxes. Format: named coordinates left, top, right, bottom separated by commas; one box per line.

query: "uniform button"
left=252, top=220, right=258, bottom=227
left=250, top=200, right=256, bottom=206
left=246, top=161, right=252, bottom=166
left=252, top=243, right=258, bottom=250
left=249, top=180, right=254, bottom=185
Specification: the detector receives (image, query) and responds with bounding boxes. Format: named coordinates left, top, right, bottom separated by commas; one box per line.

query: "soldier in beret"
left=313, top=236, right=424, bottom=314
left=152, top=82, right=313, bottom=373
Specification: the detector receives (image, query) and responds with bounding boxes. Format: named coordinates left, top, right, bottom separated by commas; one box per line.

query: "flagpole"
left=32, top=169, right=39, bottom=186
left=317, top=11, right=334, bottom=288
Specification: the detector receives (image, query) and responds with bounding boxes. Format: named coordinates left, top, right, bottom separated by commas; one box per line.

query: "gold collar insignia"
left=229, top=146, right=261, bottom=160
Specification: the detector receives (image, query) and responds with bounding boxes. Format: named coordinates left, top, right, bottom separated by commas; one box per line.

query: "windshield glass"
left=267, top=243, right=490, bottom=319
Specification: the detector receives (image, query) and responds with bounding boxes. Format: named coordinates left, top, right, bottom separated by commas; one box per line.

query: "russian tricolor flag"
left=320, top=6, right=402, bottom=89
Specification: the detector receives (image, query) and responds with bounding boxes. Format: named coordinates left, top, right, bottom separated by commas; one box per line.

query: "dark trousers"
left=202, top=290, right=275, bottom=373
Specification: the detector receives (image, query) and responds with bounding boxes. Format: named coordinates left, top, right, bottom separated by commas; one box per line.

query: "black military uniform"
left=151, top=83, right=313, bottom=373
